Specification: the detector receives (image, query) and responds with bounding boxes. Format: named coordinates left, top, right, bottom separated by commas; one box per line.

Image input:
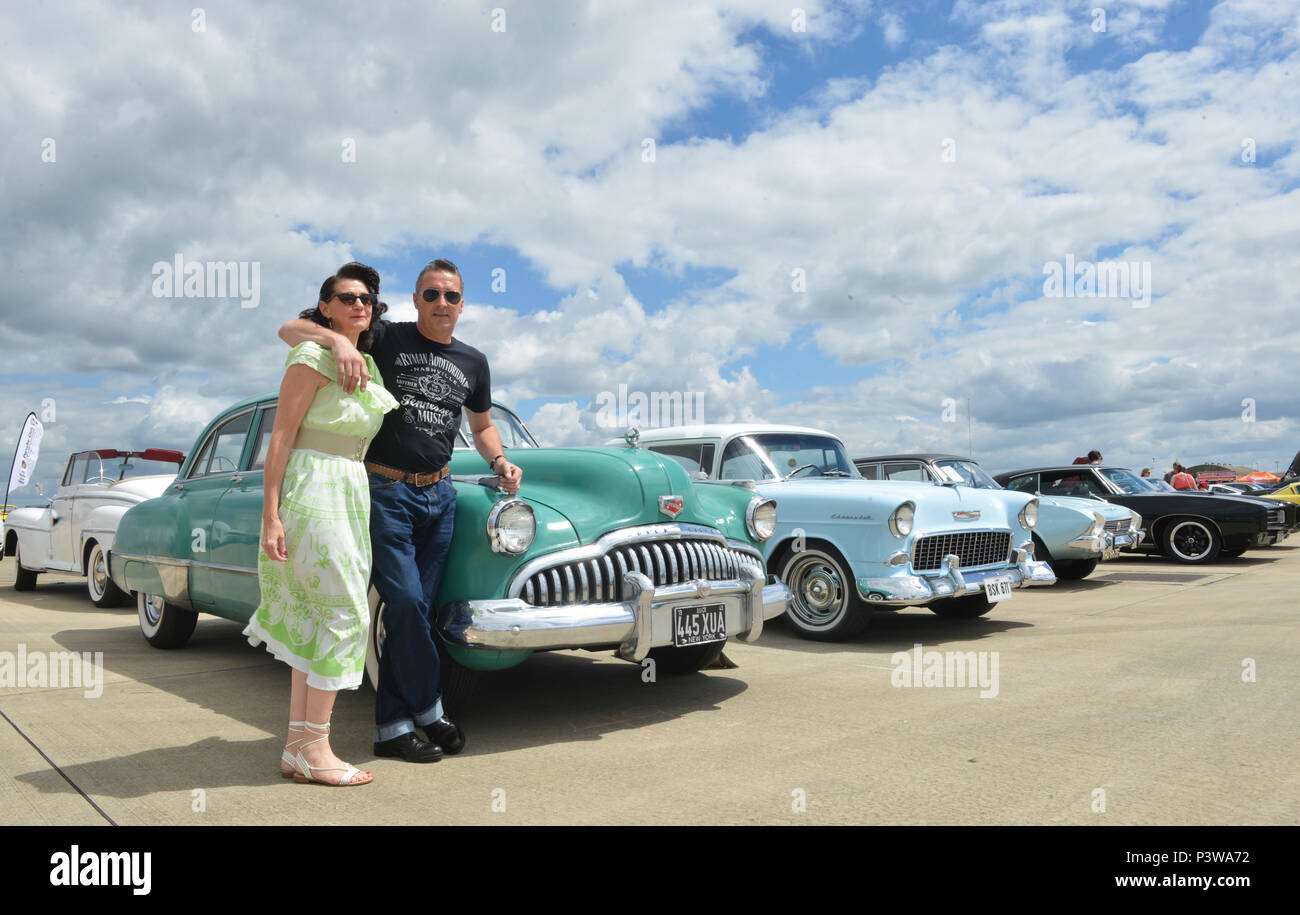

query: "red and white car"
left=4, top=448, right=183, bottom=606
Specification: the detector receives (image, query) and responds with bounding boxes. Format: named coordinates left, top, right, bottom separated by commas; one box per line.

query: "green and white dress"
left=243, top=341, right=398, bottom=691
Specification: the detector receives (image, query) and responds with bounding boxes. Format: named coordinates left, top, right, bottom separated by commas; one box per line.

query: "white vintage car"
left=3, top=448, right=183, bottom=606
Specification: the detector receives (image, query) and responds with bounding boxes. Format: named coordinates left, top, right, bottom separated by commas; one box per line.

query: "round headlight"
left=1018, top=499, right=1039, bottom=530
left=888, top=501, right=915, bottom=537
left=487, top=499, right=536, bottom=554
left=747, top=498, right=777, bottom=542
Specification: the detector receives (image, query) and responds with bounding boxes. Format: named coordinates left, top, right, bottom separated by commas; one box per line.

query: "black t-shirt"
left=364, top=320, right=491, bottom=473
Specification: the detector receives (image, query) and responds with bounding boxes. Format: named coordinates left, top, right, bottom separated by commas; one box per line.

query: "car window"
left=649, top=443, right=716, bottom=476
left=63, top=455, right=90, bottom=487
left=883, top=462, right=932, bottom=482
left=251, top=406, right=277, bottom=470
left=1099, top=468, right=1148, bottom=494
left=1005, top=474, right=1038, bottom=494
left=187, top=411, right=253, bottom=478
left=457, top=405, right=538, bottom=449
left=855, top=462, right=880, bottom=480
left=1041, top=470, right=1106, bottom=497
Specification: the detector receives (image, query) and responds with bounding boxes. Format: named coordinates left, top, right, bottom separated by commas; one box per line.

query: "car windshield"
left=85, top=456, right=180, bottom=482
left=934, top=460, right=1001, bottom=489
left=457, top=405, right=538, bottom=449
left=720, top=434, right=857, bottom=481
left=1103, top=468, right=1155, bottom=494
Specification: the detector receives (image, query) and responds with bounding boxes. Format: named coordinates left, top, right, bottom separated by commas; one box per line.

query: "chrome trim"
left=886, top=550, right=909, bottom=566
left=888, top=501, right=915, bottom=537
left=745, top=497, right=777, bottom=541
left=441, top=571, right=790, bottom=656
left=486, top=498, right=535, bottom=554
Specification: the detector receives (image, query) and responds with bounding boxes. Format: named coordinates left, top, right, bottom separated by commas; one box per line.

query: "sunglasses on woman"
left=421, top=288, right=463, bottom=305
left=332, top=292, right=378, bottom=306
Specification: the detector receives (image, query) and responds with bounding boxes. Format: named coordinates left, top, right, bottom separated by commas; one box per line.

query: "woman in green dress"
left=244, top=262, right=397, bottom=786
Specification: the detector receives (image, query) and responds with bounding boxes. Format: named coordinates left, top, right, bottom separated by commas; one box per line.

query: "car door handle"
left=231, top=475, right=243, bottom=484
left=172, top=483, right=184, bottom=491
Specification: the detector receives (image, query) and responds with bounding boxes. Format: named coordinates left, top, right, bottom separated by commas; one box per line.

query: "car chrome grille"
left=1270, top=508, right=1286, bottom=526
left=518, top=538, right=759, bottom=607
left=1104, top=519, right=1129, bottom=534
left=912, top=531, right=1013, bottom=572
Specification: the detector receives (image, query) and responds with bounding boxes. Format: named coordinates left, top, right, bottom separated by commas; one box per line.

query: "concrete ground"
left=1, top=545, right=1296, bottom=825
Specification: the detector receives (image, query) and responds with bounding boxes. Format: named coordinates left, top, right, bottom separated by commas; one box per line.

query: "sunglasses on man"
left=422, top=288, right=463, bottom=305
left=331, top=292, right=378, bottom=306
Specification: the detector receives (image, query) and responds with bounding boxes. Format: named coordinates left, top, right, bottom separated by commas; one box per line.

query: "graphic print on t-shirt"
left=391, top=351, right=471, bottom=437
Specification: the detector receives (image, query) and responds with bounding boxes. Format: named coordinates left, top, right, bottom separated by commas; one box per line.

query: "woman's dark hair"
left=298, top=261, right=387, bottom=351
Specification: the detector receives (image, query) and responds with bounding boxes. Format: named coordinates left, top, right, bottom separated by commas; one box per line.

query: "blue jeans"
left=368, top=473, right=457, bottom=743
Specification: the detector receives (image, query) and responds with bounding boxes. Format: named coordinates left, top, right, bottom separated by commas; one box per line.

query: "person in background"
left=1087, top=450, right=1103, bottom=464
left=1171, top=465, right=1199, bottom=490
left=1140, top=468, right=1152, bottom=478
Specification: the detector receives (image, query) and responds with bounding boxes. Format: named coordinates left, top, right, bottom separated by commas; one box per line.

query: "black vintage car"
left=993, top=465, right=1289, bottom=564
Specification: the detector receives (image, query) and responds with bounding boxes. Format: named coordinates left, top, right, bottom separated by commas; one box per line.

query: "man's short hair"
left=1087, top=450, right=1102, bottom=462
left=417, top=258, right=463, bottom=290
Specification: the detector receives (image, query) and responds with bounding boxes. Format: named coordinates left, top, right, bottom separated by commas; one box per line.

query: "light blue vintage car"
left=631, top=425, right=1056, bottom=641
left=854, top=454, right=1144, bottom=580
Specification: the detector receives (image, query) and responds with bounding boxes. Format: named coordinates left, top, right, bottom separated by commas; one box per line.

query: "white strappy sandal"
left=280, top=721, right=306, bottom=778
left=292, top=721, right=372, bottom=786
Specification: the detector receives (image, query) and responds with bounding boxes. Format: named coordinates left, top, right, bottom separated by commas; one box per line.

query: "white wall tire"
left=86, top=542, right=127, bottom=608
left=137, top=590, right=197, bottom=648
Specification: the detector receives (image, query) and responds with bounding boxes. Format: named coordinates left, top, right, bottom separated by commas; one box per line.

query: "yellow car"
left=1264, top=482, right=1300, bottom=506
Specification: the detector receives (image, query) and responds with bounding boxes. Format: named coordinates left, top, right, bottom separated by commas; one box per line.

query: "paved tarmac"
left=1, top=546, right=1296, bottom=825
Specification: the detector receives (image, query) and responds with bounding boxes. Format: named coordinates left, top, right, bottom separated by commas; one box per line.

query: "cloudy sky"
left=3, top=0, right=1298, bottom=498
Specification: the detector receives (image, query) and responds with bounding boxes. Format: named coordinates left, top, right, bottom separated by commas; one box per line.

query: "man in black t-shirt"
left=280, top=258, right=522, bottom=763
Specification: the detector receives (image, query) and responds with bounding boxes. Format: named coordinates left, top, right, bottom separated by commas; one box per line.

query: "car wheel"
left=929, top=593, right=995, bottom=618
left=1048, top=557, right=1099, bottom=580
left=646, top=639, right=727, bottom=674
left=778, top=546, right=869, bottom=641
left=86, top=542, right=127, bottom=608
left=137, top=591, right=197, bottom=648
left=1160, top=518, right=1222, bottom=564
left=1219, top=545, right=1249, bottom=559
left=12, top=542, right=38, bottom=591
left=365, top=586, right=479, bottom=707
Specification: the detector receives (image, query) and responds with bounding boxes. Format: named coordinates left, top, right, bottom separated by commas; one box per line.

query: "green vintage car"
left=108, top=394, right=790, bottom=687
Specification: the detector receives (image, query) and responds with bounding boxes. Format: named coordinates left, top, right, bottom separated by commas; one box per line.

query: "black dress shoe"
left=373, top=732, right=443, bottom=763
left=421, top=716, right=465, bottom=755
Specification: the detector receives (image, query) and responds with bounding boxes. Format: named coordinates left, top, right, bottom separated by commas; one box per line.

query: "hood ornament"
left=624, top=426, right=640, bottom=448
left=953, top=510, right=981, bottom=521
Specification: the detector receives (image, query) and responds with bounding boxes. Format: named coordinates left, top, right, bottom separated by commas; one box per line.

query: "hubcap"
left=787, top=552, right=847, bottom=628
left=90, top=549, right=108, bottom=598
left=143, top=594, right=163, bottom=626
left=1170, top=521, right=1212, bottom=560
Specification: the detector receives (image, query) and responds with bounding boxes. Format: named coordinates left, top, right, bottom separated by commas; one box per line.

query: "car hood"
left=753, top=478, right=1032, bottom=531
left=450, top=447, right=745, bottom=544
left=1036, top=493, right=1131, bottom=520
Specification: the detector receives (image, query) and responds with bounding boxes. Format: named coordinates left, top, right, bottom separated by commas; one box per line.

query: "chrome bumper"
left=857, top=549, right=1056, bottom=607
left=438, top=570, right=790, bottom=661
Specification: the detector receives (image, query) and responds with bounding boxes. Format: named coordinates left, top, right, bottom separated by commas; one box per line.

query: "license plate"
left=984, top=577, right=1013, bottom=602
left=1102, top=545, right=1121, bottom=560
left=673, top=603, right=727, bottom=647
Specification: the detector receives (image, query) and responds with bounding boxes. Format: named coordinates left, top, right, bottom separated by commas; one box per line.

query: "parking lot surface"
left=1, top=547, right=1296, bottom=825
